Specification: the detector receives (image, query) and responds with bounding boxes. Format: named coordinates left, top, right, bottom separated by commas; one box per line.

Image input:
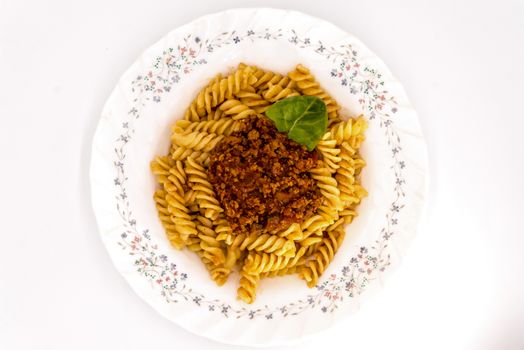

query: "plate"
left=90, top=8, right=428, bottom=346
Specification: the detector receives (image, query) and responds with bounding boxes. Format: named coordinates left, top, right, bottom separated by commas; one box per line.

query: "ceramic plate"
left=90, top=8, right=428, bottom=346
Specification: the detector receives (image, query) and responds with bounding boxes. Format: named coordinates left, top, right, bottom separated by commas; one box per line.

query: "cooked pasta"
left=288, top=64, right=341, bottom=125
left=185, top=156, right=223, bottom=220
left=276, top=223, right=304, bottom=240
left=197, top=249, right=231, bottom=286
left=237, top=268, right=260, bottom=304
left=243, top=251, right=293, bottom=275
left=154, top=189, right=185, bottom=249
left=229, top=233, right=296, bottom=257
left=165, top=192, right=198, bottom=242
left=310, top=164, right=344, bottom=211
left=170, top=145, right=209, bottom=165
left=218, top=99, right=257, bottom=120
left=262, top=82, right=300, bottom=102
left=183, top=65, right=258, bottom=122
left=330, top=116, right=368, bottom=146
left=195, top=215, right=227, bottom=266
left=316, top=132, right=342, bottom=173
left=299, top=228, right=346, bottom=287
left=236, top=90, right=271, bottom=113
left=173, top=118, right=240, bottom=136
left=151, top=63, right=367, bottom=303
left=172, top=130, right=224, bottom=152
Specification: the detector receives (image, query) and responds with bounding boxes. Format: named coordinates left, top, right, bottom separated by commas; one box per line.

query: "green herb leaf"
left=265, top=96, right=327, bottom=151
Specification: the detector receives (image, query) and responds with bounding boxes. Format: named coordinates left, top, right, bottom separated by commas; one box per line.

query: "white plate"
left=90, top=8, right=428, bottom=347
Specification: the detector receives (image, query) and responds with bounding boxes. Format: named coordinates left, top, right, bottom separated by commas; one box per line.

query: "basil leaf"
left=265, top=96, right=327, bottom=151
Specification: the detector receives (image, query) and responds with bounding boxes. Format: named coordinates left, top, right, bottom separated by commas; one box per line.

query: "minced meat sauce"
left=208, top=117, right=322, bottom=234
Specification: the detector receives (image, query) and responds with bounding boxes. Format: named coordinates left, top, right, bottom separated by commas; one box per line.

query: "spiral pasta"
left=262, top=82, right=300, bottom=102
left=197, top=249, right=231, bottom=286
left=170, top=145, right=210, bottom=165
left=184, top=65, right=259, bottom=122
left=165, top=192, right=198, bottom=242
left=214, top=215, right=234, bottom=242
left=151, top=157, right=185, bottom=195
left=236, top=90, right=271, bottom=113
left=244, top=246, right=307, bottom=276
left=185, top=156, right=223, bottom=220
left=300, top=214, right=331, bottom=239
left=195, top=215, right=224, bottom=254
left=330, top=115, right=367, bottom=146
left=310, top=165, right=344, bottom=211
left=261, top=263, right=303, bottom=278
left=317, top=205, right=340, bottom=224
left=299, top=228, right=346, bottom=287
left=237, top=268, right=260, bottom=304
left=276, top=223, right=304, bottom=240
left=243, top=251, right=293, bottom=275
left=288, top=64, right=340, bottom=124
left=253, top=71, right=291, bottom=91
left=218, top=99, right=257, bottom=120
left=316, top=132, right=342, bottom=173
left=172, top=130, right=224, bottom=152
left=154, top=189, right=185, bottom=249
left=229, top=233, right=296, bottom=257
left=173, top=118, right=240, bottom=136
left=151, top=63, right=367, bottom=303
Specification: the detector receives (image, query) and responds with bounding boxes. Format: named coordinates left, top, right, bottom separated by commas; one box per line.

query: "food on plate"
left=209, top=116, right=322, bottom=235
left=151, top=63, right=368, bottom=303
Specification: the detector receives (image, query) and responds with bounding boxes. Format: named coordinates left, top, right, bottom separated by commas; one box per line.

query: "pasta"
left=276, top=223, right=304, bottom=240
left=151, top=63, right=367, bottom=303
left=299, top=228, right=346, bottom=287
left=310, top=164, right=344, bottom=211
left=183, top=65, right=258, bottom=121
left=170, top=145, right=209, bottom=165
left=236, top=90, right=271, bottom=113
left=288, top=64, right=341, bottom=126
left=316, top=132, right=342, bottom=173
left=243, top=251, right=293, bottom=275
left=185, top=156, right=223, bottom=220
left=172, top=130, right=224, bottom=152
left=173, top=118, right=240, bottom=136
left=237, top=268, right=260, bottom=304
left=218, top=99, right=257, bottom=120
left=229, top=233, right=296, bottom=257
left=262, top=82, right=300, bottom=102
left=154, top=189, right=185, bottom=249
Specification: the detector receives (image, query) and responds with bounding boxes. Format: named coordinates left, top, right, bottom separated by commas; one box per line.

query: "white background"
left=1, top=0, right=523, bottom=349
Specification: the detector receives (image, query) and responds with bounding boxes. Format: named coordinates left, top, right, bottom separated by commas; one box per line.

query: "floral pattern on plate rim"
left=113, top=28, right=404, bottom=319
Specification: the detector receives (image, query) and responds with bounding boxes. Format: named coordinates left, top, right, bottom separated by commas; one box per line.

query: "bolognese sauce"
left=208, top=117, right=321, bottom=234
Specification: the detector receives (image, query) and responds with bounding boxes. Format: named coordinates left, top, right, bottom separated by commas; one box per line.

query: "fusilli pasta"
left=288, top=64, right=341, bottom=125
left=299, top=228, right=346, bottom=287
left=151, top=63, right=367, bottom=303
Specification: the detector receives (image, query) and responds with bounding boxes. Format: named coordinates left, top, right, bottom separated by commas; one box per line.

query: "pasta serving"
left=151, top=63, right=367, bottom=303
